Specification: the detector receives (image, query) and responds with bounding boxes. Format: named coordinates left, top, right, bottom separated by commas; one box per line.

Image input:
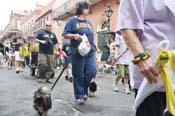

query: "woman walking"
left=62, top=1, right=96, bottom=105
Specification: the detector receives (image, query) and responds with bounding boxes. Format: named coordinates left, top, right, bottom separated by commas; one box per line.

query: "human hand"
left=17, top=39, right=23, bottom=44
left=137, top=58, right=159, bottom=84
left=74, top=34, right=82, bottom=40
left=43, top=40, right=48, bottom=45
left=110, top=58, right=118, bottom=66
left=96, top=49, right=102, bottom=53
left=39, top=40, right=47, bottom=44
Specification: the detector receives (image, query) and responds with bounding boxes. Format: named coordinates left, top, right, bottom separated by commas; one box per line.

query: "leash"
left=111, top=48, right=129, bottom=65
left=50, top=44, right=79, bottom=91
left=50, top=63, right=68, bottom=90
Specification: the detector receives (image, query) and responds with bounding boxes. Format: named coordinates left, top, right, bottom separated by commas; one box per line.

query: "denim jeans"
left=72, top=51, right=96, bottom=99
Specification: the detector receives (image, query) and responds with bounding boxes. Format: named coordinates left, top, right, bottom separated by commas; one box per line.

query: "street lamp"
left=104, top=4, right=114, bottom=42
left=104, top=4, right=113, bottom=30
left=101, top=4, right=114, bottom=62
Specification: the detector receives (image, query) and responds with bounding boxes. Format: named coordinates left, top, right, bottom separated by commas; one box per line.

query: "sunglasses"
left=46, top=25, right=51, bottom=27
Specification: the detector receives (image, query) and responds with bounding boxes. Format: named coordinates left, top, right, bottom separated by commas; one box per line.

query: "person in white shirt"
left=112, top=34, right=131, bottom=94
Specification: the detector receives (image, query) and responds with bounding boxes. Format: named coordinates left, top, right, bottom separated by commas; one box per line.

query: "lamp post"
left=104, top=4, right=114, bottom=43
left=101, top=4, right=114, bottom=61
left=104, top=4, right=113, bottom=30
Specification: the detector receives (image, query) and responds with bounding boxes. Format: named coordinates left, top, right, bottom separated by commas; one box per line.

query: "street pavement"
left=0, top=64, right=135, bottom=116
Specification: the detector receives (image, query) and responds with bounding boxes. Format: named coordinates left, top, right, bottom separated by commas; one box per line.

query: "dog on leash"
left=33, top=87, right=52, bottom=116
left=89, top=79, right=97, bottom=97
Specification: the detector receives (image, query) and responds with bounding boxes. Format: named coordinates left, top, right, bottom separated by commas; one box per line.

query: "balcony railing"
left=53, top=0, right=76, bottom=20
left=53, top=0, right=102, bottom=20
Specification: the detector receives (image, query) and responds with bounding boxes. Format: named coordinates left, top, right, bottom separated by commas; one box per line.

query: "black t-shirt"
left=13, top=37, right=25, bottom=51
left=36, top=29, right=58, bottom=55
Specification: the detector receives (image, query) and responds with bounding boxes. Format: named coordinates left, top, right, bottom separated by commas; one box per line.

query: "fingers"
left=141, top=67, right=158, bottom=84
left=138, top=60, right=159, bottom=84
left=150, top=66, right=160, bottom=81
left=145, top=67, right=157, bottom=83
left=75, top=34, right=82, bottom=40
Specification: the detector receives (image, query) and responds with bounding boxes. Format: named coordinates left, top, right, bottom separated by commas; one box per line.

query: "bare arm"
left=35, top=39, right=46, bottom=44
left=62, top=51, right=67, bottom=57
left=121, top=29, right=144, bottom=55
left=121, top=29, right=159, bottom=84
left=62, top=34, right=81, bottom=40
left=12, top=39, right=24, bottom=45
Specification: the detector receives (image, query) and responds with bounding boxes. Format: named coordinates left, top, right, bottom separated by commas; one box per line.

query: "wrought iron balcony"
left=53, top=0, right=102, bottom=20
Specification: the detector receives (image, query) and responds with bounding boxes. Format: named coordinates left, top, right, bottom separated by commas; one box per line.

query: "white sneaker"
left=76, top=99, right=84, bottom=105
left=38, top=79, right=42, bottom=83
left=57, top=67, right=61, bottom=70
left=112, top=81, right=119, bottom=92
left=124, top=85, right=131, bottom=94
left=20, top=68, right=23, bottom=72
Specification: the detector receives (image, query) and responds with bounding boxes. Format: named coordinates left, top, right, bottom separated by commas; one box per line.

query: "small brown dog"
left=33, top=87, right=52, bottom=116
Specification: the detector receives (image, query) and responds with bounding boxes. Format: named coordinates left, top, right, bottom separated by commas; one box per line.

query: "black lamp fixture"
left=104, top=4, right=113, bottom=30
left=105, top=4, right=113, bottom=18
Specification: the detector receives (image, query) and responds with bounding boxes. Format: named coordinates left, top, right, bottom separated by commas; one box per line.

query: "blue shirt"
left=36, top=29, right=58, bottom=55
left=13, top=37, right=25, bottom=51
left=62, top=43, right=70, bottom=56
left=62, top=17, right=94, bottom=55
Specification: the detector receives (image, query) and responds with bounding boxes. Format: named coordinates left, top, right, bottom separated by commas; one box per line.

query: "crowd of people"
left=0, top=0, right=175, bottom=115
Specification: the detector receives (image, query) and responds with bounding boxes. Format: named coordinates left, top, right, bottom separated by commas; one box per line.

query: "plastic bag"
left=78, top=34, right=91, bottom=56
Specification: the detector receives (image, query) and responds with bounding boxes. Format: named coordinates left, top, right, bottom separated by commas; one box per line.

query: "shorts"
left=116, top=64, right=129, bottom=79
left=15, top=51, right=24, bottom=61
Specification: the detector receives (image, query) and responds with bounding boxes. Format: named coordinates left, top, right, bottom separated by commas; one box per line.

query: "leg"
left=112, top=64, right=123, bottom=91
left=84, top=54, right=97, bottom=96
left=67, top=63, right=72, bottom=82
left=16, top=61, right=20, bottom=73
left=64, top=58, right=71, bottom=81
left=8, top=55, right=13, bottom=69
left=45, top=54, right=54, bottom=82
left=112, top=75, right=121, bottom=92
left=123, top=65, right=130, bottom=94
left=15, top=51, right=24, bottom=73
left=37, top=54, right=47, bottom=80
left=72, top=53, right=85, bottom=100
left=65, top=68, right=69, bottom=80
left=19, top=61, right=24, bottom=72
left=135, top=90, right=166, bottom=116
